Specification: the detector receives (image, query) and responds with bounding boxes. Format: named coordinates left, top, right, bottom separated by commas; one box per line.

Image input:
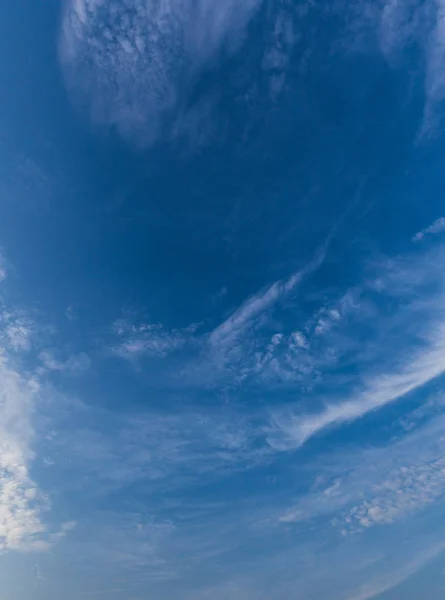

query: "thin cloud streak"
left=270, top=323, right=445, bottom=449
left=346, top=544, right=445, bottom=600
left=412, top=216, right=445, bottom=242
left=209, top=245, right=328, bottom=349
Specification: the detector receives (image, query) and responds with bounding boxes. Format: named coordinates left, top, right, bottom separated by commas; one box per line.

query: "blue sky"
left=2, top=0, right=445, bottom=598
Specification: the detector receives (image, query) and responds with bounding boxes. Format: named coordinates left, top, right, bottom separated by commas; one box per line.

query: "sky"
left=2, top=0, right=445, bottom=598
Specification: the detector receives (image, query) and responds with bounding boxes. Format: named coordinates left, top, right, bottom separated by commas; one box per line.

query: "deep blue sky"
left=1, top=1, right=445, bottom=599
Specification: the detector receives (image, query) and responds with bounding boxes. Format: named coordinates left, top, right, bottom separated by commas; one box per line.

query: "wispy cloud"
left=346, top=544, right=445, bottom=600
left=370, top=0, right=445, bottom=136
left=59, top=0, right=263, bottom=145
left=39, top=350, right=91, bottom=375
left=266, top=244, right=445, bottom=448
left=276, top=409, right=445, bottom=536
left=269, top=322, right=445, bottom=449
left=210, top=247, right=327, bottom=351
left=109, top=318, right=197, bottom=361
left=413, top=216, right=445, bottom=242
left=45, top=400, right=268, bottom=498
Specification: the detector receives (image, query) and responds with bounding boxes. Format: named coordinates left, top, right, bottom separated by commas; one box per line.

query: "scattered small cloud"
left=110, top=318, right=191, bottom=361
left=0, top=290, right=78, bottom=554
left=412, top=216, right=445, bottom=242
left=276, top=409, right=445, bottom=539
left=269, top=321, right=445, bottom=449
left=0, top=351, right=53, bottom=552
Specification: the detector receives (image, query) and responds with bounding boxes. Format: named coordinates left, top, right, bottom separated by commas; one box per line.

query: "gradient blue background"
left=1, top=1, right=445, bottom=599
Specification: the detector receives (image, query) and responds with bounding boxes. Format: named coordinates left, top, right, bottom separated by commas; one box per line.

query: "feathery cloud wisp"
left=412, top=216, right=445, bottom=242
left=346, top=544, right=445, bottom=600
left=59, top=0, right=262, bottom=145
left=209, top=246, right=327, bottom=350
left=269, top=322, right=445, bottom=449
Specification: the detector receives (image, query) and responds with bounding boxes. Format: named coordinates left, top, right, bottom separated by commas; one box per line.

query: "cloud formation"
left=59, top=0, right=262, bottom=145
left=109, top=318, right=196, bottom=361
left=269, top=323, right=445, bottom=449
left=276, top=409, right=445, bottom=537
left=0, top=294, right=76, bottom=553
left=346, top=544, right=445, bottom=600
left=368, top=0, right=445, bottom=135
left=413, top=216, right=445, bottom=242
left=0, top=352, right=46, bottom=552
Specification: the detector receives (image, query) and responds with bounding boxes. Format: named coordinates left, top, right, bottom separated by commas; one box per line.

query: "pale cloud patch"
left=50, top=404, right=267, bottom=493
left=209, top=246, right=327, bottom=352
left=344, top=453, right=445, bottom=530
left=110, top=318, right=192, bottom=360
left=39, top=350, right=91, bottom=375
left=277, top=412, right=445, bottom=538
left=5, top=318, right=32, bottom=352
left=346, top=544, right=445, bottom=600
left=0, top=305, right=33, bottom=353
left=0, top=352, right=48, bottom=552
left=0, top=254, right=6, bottom=281
left=0, top=298, right=75, bottom=553
left=412, top=216, right=445, bottom=242
left=374, top=0, right=445, bottom=136
left=59, top=0, right=263, bottom=145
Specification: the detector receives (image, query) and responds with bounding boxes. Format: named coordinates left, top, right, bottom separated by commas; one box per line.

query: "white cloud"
left=209, top=246, right=327, bottom=351
left=265, top=243, right=445, bottom=449
left=0, top=298, right=75, bottom=553
left=422, top=0, right=445, bottom=135
left=345, top=455, right=445, bottom=529
left=375, top=0, right=445, bottom=135
left=0, top=351, right=47, bottom=552
left=39, top=350, right=90, bottom=374
left=5, top=319, right=32, bottom=352
left=59, top=0, right=262, bottom=145
left=276, top=410, right=445, bottom=539
left=412, top=216, right=445, bottom=242
left=110, top=319, right=190, bottom=360
left=269, top=321, right=445, bottom=449
left=290, top=331, right=308, bottom=349
left=0, top=306, right=33, bottom=353
left=209, top=282, right=283, bottom=349
left=340, top=439, right=445, bottom=532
